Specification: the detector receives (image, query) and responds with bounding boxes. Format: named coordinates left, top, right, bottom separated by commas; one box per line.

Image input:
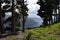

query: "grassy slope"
left=27, top=23, right=60, bottom=40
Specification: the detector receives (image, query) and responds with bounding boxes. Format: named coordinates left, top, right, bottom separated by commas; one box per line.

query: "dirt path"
left=0, top=31, right=28, bottom=40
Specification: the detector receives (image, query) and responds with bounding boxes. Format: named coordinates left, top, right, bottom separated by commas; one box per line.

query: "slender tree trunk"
left=59, top=9, right=60, bottom=22
left=0, top=0, right=2, bottom=35
left=58, top=2, right=60, bottom=22
left=0, top=0, right=4, bottom=35
left=11, top=0, right=15, bottom=33
left=55, top=9, right=57, bottom=23
left=22, top=0, right=25, bottom=32
left=51, top=15, right=53, bottom=24
left=53, top=9, right=56, bottom=23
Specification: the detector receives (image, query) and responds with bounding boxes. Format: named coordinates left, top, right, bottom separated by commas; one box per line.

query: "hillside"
left=26, top=23, right=60, bottom=40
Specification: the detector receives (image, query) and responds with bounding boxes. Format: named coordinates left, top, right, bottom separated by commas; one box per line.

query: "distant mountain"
left=25, top=17, right=43, bottom=28
left=4, top=13, right=43, bottom=28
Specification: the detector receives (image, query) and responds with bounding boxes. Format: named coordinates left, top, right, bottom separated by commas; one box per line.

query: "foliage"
left=0, top=0, right=28, bottom=32
left=37, top=0, right=60, bottom=26
left=37, top=0, right=54, bottom=26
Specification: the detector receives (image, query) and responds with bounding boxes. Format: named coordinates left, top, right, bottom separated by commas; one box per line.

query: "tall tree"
left=52, top=0, right=59, bottom=23
left=11, top=0, right=15, bottom=33
left=37, top=0, right=53, bottom=26
left=21, top=0, right=28, bottom=32
left=0, top=0, right=5, bottom=35
left=17, top=0, right=28, bottom=32
left=0, top=0, right=2, bottom=35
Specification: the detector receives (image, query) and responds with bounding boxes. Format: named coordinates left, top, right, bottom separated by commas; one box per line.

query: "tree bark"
left=22, top=0, right=25, bottom=32
left=0, top=0, right=4, bottom=35
left=11, top=0, right=15, bottom=33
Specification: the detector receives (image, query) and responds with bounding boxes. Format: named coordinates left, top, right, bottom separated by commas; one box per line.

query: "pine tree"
left=17, top=0, right=28, bottom=32
left=0, top=0, right=28, bottom=34
left=4, top=0, right=28, bottom=32
left=37, top=0, right=53, bottom=26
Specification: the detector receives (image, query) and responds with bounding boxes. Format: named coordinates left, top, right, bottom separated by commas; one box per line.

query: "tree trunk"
left=22, top=0, right=25, bottom=32
left=0, top=0, right=4, bottom=35
left=11, top=0, right=15, bottom=33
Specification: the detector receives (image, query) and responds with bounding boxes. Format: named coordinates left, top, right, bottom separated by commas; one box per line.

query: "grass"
left=26, top=23, right=60, bottom=40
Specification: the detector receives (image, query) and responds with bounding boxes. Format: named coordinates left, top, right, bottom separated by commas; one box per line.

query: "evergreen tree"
left=37, top=0, right=53, bottom=26
left=51, top=0, right=59, bottom=23
left=3, top=0, right=28, bottom=32
left=0, top=0, right=28, bottom=34
left=17, top=0, right=28, bottom=32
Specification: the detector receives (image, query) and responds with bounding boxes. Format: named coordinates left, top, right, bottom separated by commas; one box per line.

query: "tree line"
left=0, top=0, right=28, bottom=36
left=37, top=0, right=60, bottom=26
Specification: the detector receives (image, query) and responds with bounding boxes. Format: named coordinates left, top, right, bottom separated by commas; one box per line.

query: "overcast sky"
left=27, top=0, right=40, bottom=18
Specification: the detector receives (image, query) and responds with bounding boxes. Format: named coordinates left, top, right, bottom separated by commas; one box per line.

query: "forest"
left=0, top=0, right=60, bottom=40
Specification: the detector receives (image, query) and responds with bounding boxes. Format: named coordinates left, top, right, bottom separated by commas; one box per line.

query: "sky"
left=27, top=0, right=40, bottom=18
left=27, top=0, right=38, bottom=4
left=25, top=0, right=43, bottom=27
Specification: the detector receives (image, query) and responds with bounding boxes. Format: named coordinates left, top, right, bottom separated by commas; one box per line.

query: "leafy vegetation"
left=37, top=0, right=60, bottom=26
left=26, top=23, right=60, bottom=40
left=0, top=0, right=28, bottom=33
